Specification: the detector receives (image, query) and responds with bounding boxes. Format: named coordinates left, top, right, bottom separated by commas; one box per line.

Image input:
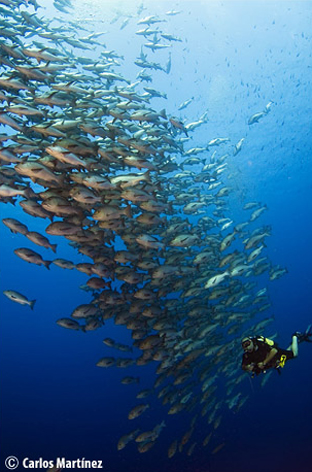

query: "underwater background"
left=1, top=1, right=312, bottom=471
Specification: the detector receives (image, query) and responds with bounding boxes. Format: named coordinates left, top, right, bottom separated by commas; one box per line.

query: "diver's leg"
left=290, top=335, right=298, bottom=357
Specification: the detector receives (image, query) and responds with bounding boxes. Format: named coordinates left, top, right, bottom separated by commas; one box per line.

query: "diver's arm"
left=242, top=352, right=256, bottom=372
left=258, top=347, right=278, bottom=368
left=242, top=362, right=255, bottom=372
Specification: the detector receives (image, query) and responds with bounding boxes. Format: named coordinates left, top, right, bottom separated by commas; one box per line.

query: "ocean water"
left=0, top=1, right=312, bottom=472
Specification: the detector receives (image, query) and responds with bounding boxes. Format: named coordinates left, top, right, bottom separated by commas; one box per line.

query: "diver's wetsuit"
left=241, top=336, right=294, bottom=375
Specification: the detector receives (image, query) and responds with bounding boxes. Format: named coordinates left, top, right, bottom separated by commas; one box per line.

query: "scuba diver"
left=241, top=326, right=312, bottom=376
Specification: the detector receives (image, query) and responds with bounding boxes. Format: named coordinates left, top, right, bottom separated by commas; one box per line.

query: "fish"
left=166, top=10, right=182, bottom=16
left=128, top=403, right=150, bottom=419
left=178, top=97, right=194, bottom=110
left=117, top=429, right=140, bottom=450
left=121, top=376, right=140, bottom=385
left=169, top=117, right=188, bottom=136
left=2, top=218, right=29, bottom=235
left=170, top=234, right=200, bottom=247
left=52, top=259, right=75, bottom=270
left=45, top=146, right=89, bottom=168
left=135, top=420, right=165, bottom=441
left=233, top=137, right=245, bottom=156
left=161, top=33, right=182, bottom=42
left=247, top=244, right=264, bottom=263
left=220, top=231, right=237, bottom=251
left=137, top=440, right=156, bottom=453
left=3, top=290, right=36, bottom=310
left=0, top=184, right=30, bottom=198
left=205, top=271, right=230, bottom=289
left=25, top=231, right=57, bottom=253
left=207, top=137, right=230, bottom=146
left=248, top=111, right=266, bottom=125
left=138, top=15, right=164, bottom=25
left=250, top=205, right=268, bottom=222
left=212, top=443, right=225, bottom=454
left=71, top=303, right=99, bottom=319
left=145, top=42, right=170, bottom=52
left=168, top=439, right=178, bottom=458
left=96, top=357, right=116, bottom=368
left=56, top=318, right=82, bottom=330
left=269, top=265, right=288, bottom=280
left=14, top=248, right=52, bottom=270
left=202, top=432, right=212, bottom=447
left=93, top=205, right=131, bottom=222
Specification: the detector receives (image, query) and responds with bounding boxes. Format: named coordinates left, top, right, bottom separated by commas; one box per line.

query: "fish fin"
left=144, top=170, right=152, bottom=184
left=51, top=244, right=57, bottom=253
left=159, top=108, right=167, bottom=119
left=44, top=260, right=52, bottom=270
left=30, top=299, right=36, bottom=310
left=125, top=205, right=132, bottom=218
left=24, top=188, right=36, bottom=200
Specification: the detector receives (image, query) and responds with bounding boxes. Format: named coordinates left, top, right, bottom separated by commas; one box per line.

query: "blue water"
left=1, top=1, right=312, bottom=471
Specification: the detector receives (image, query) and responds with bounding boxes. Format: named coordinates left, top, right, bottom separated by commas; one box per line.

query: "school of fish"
left=0, top=0, right=287, bottom=460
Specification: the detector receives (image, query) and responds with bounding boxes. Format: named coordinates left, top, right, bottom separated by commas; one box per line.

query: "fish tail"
left=44, top=260, right=52, bottom=270
left=160, top=108, right=167, bottom=119
left=30, top=299, right=36, bottom=310
left=50, top=244, right=57, bottom=253
left=144, top=170, right=152, bottom=184
left=125, top=205, right=132, bottom=218
left=24, top=188, right=36, bottom=200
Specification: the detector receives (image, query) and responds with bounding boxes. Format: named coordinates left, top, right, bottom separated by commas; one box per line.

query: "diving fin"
left=293, top=327, right=312, bottom=343
left=304, top=324, right=312, bottom=342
